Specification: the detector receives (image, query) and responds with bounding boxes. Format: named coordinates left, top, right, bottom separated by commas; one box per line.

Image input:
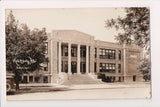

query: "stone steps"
left=62, top=74, right=103, bottom=85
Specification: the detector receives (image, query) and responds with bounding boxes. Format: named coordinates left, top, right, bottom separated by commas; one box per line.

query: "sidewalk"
left=15, top=82, right=150, bottom=95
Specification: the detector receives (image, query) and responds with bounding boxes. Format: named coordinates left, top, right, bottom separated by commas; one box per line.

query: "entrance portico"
left=59, top=42, right=89, bottom=75
left=50, top=30, right=98, bottom=83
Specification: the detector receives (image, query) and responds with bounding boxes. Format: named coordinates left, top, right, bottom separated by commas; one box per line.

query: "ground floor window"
left=23, top=76, right=27, bottom=83
left=99, top=63, right=116, bottom=73
left=94, top=62, right=96, bottom=73
left=118, top=64, right=121, bottom=73
left=71, top=62, right=77, bottom=74
left=118, top=77, right=121, bottom=82
left=29, top=76, right=33, bottom=82
left=43, top=76, right=48, bottom=83
left=64, top=61, right=68, bottom=73
left=133, top=75, right=136, bottom=82
left=35, top=77, right=40, bottom=83
left=105, top=76, right=115, bottom=82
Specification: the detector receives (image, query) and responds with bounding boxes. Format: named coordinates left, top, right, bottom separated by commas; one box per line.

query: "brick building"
left=21, top=30, right=143, bottom=84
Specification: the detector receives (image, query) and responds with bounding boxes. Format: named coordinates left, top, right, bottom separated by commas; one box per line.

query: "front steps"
left=62, top=73, right=103, bottom=85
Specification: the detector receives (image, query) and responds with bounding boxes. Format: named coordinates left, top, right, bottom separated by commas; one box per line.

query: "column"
left=89, top=46, right=95, bottom=73
left=116, top=49, right=119, bottom=74
left=51, top=40, right=58, bottom=84
left=86, top=45, right=89, bottom=73
left=58, top=42, right=61, bottom=74
left=68, top=43, right=71, bottom=74
left=96, top=47, right=100, bottom=73
left=27, top=75, right=29, bottom=83
left=77, top=44, right=80, bottom=74
left=123, top=43, right=126, bottom=82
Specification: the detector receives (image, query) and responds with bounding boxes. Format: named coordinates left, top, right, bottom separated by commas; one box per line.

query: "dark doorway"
left=35, top=77, right=40, bottom=83
left=94, top=63, right=97, bottom=73
left=64, top=61, right=68, bottom=73
left=133, top=75, right=136, bottom=82
left=29, top=76, right=33, bottom=83
left=106, top=76, right=112, bottom=82
left=43, top=76, right=48, bottom=83
left=71, top=62, right=77, bottom=74
left=82, top=63, right=86, bottom=74
left=80, top=62, right=86, bottom=74
left=23, top=76, right=27, bottom=83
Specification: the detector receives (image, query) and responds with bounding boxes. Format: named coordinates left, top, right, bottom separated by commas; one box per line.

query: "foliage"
left=105, top=7, right=150, bottom=51
left=6, top=11, right=48, bottom=89
left=139, top=58, right=151, bottom=81
left=106, top=7, right=150, bottom=81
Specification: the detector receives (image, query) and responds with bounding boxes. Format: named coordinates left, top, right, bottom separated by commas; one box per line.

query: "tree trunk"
left=15, top=78, right=19, bottom=90
left=14, top=72, right=20, bottom=90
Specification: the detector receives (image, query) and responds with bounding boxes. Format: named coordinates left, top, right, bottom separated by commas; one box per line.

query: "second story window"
left=44, top=63, right=48, bottom=71
left=100, top=48, right=116, bottom=59
left=119, top=50, right=121, bottom=60
left=118, top=64, right=121, bottom=73
left=64, top=46, right=68, bottom=56
left=71, top=47, right=77, bottom=57
left=80, top=47, right=86, bottom=57
left=95, top=48, right=97, bottom=58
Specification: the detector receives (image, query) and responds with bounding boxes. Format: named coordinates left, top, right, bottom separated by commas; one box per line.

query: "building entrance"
left=80, top=62, right=86, bottom=74
left=133, top=75, right=136, bottom=82
left=71, top=62, right=77, bottom=74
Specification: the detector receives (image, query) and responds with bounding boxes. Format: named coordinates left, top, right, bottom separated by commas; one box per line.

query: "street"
left=7, top=83, right=151, bottom=100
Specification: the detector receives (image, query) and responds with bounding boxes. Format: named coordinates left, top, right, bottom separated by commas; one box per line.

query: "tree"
left=105, top=7, right=150, bottom=81
left=6, top=11, right=48, bottom=90
left=105, top=7, right=150, bottom=51
left=139, top=58, right=151, bottom=82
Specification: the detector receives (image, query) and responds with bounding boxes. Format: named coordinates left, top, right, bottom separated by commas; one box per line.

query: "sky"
left=5, top=8, right=126, bottom=42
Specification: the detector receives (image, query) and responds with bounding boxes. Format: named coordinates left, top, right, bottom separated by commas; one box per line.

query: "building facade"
left=21, top=30, right=143, bottom=84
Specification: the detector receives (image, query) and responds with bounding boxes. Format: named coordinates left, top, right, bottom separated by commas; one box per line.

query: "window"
left=29, top=76, right=33, bottom=82
left=118, top=64, right=121, bottom=73
left=44, top=63, right=48, bottom=71
left=64, top=46, right=68, bottom=56
left=119, top=77, right=121, bottom=82
left=133, top=75, right=136, bottom=82
left=61, top=45, right=63, bottom=56
left=99, top=63, right=116, bottom=73
left=94, top=63, right=96, bottom=73
left=95, top=48, right=97, bottom=58
left=119, top=50, right=121, bottom=60
left=35, top=77, right=39, bottom=83
left=99, top=49, right=102, bottom=56
left=80, top=47, right=86, bottom=57
left=61, top=61, right=63, bottom=72
left=43, top=76, right=48, bottom=83
left=64, top=61, right=68, bottom=73
left=99, top=48, right=116, bottom=59
left=62, top=45, right=68, bottom=56
left=44, top=67, right=48, bottom=71
left=71, top=47, right=77, bottom=57
left=105, top=49, right=109, bottom=59
left=23, top=76, right=28, bottom=83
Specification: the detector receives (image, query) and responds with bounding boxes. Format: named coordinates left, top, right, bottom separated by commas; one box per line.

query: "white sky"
left=5, top=8, right=126, bottom=42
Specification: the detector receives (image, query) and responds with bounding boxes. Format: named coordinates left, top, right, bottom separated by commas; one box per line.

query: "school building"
left=21, top=30, right=143, bottom=84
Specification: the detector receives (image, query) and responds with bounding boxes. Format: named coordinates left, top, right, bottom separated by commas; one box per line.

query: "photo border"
left=1, top=1, right=160, bottom=107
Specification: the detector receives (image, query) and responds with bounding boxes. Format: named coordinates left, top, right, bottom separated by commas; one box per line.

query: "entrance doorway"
left=80, top=62, right=86, bottom=74
left=71, top=62, right=77, bottom=74
left=133, top=75, right=136, bottom=82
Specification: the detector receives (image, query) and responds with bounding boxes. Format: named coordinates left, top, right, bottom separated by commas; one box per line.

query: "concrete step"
left=62, top=74, right=103, bottom=85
